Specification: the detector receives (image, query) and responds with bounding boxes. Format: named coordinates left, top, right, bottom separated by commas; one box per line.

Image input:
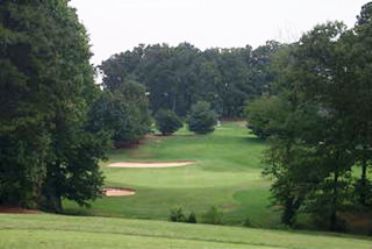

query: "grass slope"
left=1, top=214, right=371, bottom=249
left=64, top=122, right=278, bottom=227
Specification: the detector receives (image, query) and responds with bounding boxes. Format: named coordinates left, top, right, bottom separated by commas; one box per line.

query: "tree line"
left=99, top=41, right=281, bottom=118
left=92, top=27, right=282, bottom=147
left=247, top=2, right=372, bottom=232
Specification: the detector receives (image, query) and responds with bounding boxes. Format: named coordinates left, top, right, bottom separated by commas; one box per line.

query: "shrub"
left=169, top=207, right=186, bottom=222
left=155, top=109, right=183, bottom=136
left=188, top=101, right=217, bottom=135
left=243, top=217, right=253, bottom=227
left=187, top=211, right=197, bottom=223
left=169, top=208, right=198, bottom=224
left=202, top=206, right=223, bottom=225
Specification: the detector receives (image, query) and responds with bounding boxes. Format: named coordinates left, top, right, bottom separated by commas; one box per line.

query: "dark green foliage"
left=169, top=207, right=186, bottom=222
left=155, top=109, right=183, bottom=136
left=99, top=42, right=281, bottom=118
left=350, top=3, right=372, bottom=208
left=0, top=1, right=107, bottom=210
left=90, top=81, right=151, bottom=148
left=357, top=2, right=372, bottom=25
left=354, top=179, right=372, bottom=207
left=243, top=217, right=253, bottom=227
left=254, top=4, right=372, bottom=232
left=245, top=96, right=288, bottom=139
left=169, top=208, right=197, bottom=224
left=188, top=101, right=217, bottom=135
left=260, top=22, right=357, bottom=230
left=0, top=133, right=50, bottom=208
left=187, top=212, right=197, bottom=224
left=264, top=138, right=314, bottom=226
left=202, top=206, right=223, bottom=225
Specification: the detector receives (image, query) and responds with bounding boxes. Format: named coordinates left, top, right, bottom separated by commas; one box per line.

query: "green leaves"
left=99, top=42, right=281, bottom=118
left=90, top=81, right=151, bottom=148
left=245, top=96, right=289, bottom=139
left=0, top=1, right=107, bottom=210
left=252, top=4, right=372, bottom=231
left=188, top=101, right=217, bottom=135
left=155, top=109, right=183, bottom=136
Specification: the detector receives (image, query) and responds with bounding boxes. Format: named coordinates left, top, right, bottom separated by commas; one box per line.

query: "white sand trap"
left=108, top=161, right=194, bottom=168
left=104, top=188, right=136, bottom=197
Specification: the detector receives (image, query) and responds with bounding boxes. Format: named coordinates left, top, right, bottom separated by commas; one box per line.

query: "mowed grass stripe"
left=0, top=214, right=371, bottom=249
left=0, top=230, right=280, bottom=249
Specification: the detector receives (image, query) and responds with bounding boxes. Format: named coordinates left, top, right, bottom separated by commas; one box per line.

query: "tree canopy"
left=0, top=0, right=107, bottom=211
left=155, top=109, right=183, bottom=136
left=90, top=80, right=152, bottom=148
left=99, top=42, right=282, bottom=118
left=247, top=3, right=372, bottom=231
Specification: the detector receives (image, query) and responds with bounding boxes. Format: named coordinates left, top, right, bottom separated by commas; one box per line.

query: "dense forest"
left=99, top=41, right=281, bottom=118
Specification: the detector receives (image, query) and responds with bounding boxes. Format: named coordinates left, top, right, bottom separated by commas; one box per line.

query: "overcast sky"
left=69, top=0, right=367, bottom=65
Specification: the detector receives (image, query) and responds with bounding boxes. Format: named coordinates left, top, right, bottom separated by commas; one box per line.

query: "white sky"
left=69, top=0, right=367, bottom=65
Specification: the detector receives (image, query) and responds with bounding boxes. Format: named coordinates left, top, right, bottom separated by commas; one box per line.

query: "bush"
left=187, top=211, right=197, bottom=223
left=169, top=208, right=198, bottom=224
left=155, top=109, right=183, bottom=136
left=188, top=101, right=217, bottom=135
left=243, top=217, right=253, bottom=227
left=169, top=207, right=186, bottom=222
left=202, top=206, right=223, bottom=225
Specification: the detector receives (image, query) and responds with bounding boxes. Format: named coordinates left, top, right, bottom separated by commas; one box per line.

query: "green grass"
left=3, top=125, right=371, bottom=247
left=64, top=122, right=278, bottom=227
left=1, top=214, right=371, bottom=249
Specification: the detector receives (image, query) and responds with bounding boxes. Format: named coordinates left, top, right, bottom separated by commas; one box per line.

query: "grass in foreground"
left=0, top=214, right=371, bottom=249
left=64, top=122, right=278, bottom=227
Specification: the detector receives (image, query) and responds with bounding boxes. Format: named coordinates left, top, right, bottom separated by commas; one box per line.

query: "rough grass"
left=64, top=122, right=279, bottom=227
left=0, top=214, right=371, bottom=249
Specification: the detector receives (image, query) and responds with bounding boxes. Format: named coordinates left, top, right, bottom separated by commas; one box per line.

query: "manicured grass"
left=64, top=122, right=279, bottom=227
left=1, top=214, right=371, bottom=249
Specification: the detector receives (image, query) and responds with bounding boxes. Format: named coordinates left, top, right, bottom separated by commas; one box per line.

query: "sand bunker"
left=104, top=188, right=136, bottom=197
left=108, top=161, right=194, bottom=168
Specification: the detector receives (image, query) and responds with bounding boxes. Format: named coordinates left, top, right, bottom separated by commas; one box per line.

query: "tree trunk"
left=172, top=94, right=177, bottom=113
left=282, top=196, right=302, bottom=226
left=359, top=157, right=368, bottom=206
left=42, top=182, right=63, bottom=213
left=330, top=170, right=339, bottom=231
left=44, top=193, right=62, bottom=213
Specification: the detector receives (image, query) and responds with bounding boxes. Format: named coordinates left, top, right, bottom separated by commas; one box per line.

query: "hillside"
left=0, top=214, right=371, bottom=249
left=64, top=122, right=277, bottom=227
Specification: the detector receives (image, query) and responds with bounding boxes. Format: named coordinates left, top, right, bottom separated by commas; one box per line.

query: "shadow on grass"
left=243, top=136, right=265, bottom=145
left=61, top=207, right=93, bottom=217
